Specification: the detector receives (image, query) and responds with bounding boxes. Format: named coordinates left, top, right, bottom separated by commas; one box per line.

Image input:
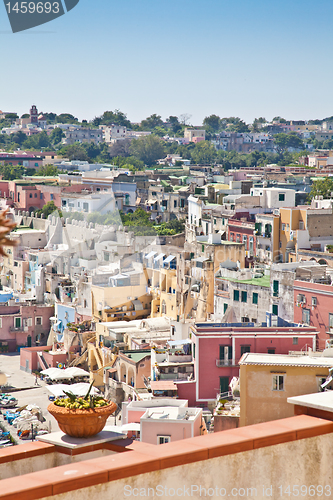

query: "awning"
left=193, top=257, right=209, bottom=263
left=164, top=255, right=176, bottom=264
left=150, top=381, right=177, bottom=391
left=136, top=197, right=141, bottom=205
left=106, top=368, right=117, bottom=373
left=145, top=251, right=157, bottom=259
left=147, top=199, right=157, bottom=204
left=154, top=253, right=165, bottom=262
left=132, top=299, right=143, bottom=311
left=167, top=338, right=191, bottom=347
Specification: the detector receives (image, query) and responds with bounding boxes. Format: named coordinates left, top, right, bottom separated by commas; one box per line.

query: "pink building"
left=122, top=399, right=203, bottom=445
left=176, top=323, right=318, bottom=406
left=294, top=280, right=333, bottom=350
left=0, top=303, right=54, bottom=352
left=20, top=346, right=67, bottom=373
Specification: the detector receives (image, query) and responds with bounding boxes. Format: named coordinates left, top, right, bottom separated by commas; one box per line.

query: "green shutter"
left=272, top=304, right=278, bottom=316
left=241, top=291, right=247, bottom=302
left=252, top=292, right=258, bottom=304
left=273, top=280, right=279, bottom=296
left=233, top=290, right=239, bottom=301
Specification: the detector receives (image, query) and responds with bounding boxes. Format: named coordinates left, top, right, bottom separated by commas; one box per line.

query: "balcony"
left=216, top=359, right=235, bottom=367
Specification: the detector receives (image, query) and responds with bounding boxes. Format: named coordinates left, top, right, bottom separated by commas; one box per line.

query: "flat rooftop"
left=240, top=352, right=333, bottom=367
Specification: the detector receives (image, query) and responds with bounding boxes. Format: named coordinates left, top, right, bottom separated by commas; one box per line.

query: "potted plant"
left=47, top=381, right=117, bottom=438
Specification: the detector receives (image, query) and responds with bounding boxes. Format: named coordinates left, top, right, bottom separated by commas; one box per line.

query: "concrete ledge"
left=0, top=415, right=332, bottom=500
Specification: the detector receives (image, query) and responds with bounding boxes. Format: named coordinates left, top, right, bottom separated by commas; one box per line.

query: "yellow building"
left=91, top=269, right=151, bottom=323
left=239, top=352, right=332, bottom=427
left=279, top=207, right=307, bottom=262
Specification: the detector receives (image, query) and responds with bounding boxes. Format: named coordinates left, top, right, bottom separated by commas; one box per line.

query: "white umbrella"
left=48, top=370, right=73, bottom=381
left=47, top=383, right=100, bottom=398
left=120, top=423, right=140, bottom=432
left=63, top=367, right=89, bottom=377
left=41, top=368, right=60, bottom=377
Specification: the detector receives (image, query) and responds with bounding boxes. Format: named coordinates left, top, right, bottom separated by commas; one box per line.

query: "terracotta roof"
left=150, top=381, right=177, bottom=391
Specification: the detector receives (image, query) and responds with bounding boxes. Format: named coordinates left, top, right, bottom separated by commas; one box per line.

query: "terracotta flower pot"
left=47, top=401, right=117, bottom=438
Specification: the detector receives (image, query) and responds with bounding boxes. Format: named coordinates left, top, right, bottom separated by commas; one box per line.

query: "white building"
left=250, top=187, right=295, bottom=210
left=61, top=191, right=116, bottom=214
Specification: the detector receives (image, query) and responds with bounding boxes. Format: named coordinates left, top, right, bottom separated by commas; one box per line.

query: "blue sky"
left=1, top=0, right=332, bottom=125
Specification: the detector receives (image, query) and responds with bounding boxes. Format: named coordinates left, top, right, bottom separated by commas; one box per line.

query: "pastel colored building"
left=294, top=277, right=333, bottom=350
left=176, top=323, right=318, bottom=406
left=0, top=303, right=54, bottom=351
left=240, top=352, right=333, bottom=426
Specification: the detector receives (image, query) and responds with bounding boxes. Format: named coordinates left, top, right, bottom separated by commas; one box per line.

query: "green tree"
left=140, top=114, right=164, bottom=130
left=60, top=143, right=89, bottom=161
left=56, top=113, right=78, bottom=124
left=129, top=135, right=165, bottom=166
left=9, top=131, right=27, bottom=146
left=308, top=178, right=333, bottom=201
left=203, top=114, right=221, bottom=132
left=167, top=116, right=182, bottom=134
left=35, top=165, right=59, bottom=176
left=37, top=201, right=62, bottom=218
left=50, top=127, right=65, bottom=145
left=94, top=110, right=131, bottom=128
left=191, top=141, right=217, bottom=164
left=274, top=133, right=303, bottom=152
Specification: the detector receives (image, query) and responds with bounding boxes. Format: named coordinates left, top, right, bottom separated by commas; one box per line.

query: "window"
left=158, top=436, right=170, bottom=445
left=329, top=313, right=333, bottom=330
left=174, top=200, right=177, bottom=208
left=201, top=245, right=204, bottom=252
left=267, top=348, right=275, bottom=354
left=223, top=303, right=228, bottom=313
left=279, top=193, right=285, bottom=202
left=14, top=317, right=21, bottom=329
left=252, top=292, right=258, bottom=304
left=272, top=304, right=278, bottom=316
left=233, top=290, right=239, bottom=301
left=40, top=193, right=43, bottom=200
left=34, top=193, right=37, bottom=198
left=241, top=291, right=247, bottom=302
left=293, top=337, right=298, bottom=345
left=299, top=221, right=304, bottom=230
left=29, top=194, right=32, bottom=198
left=272, top=374, right=285, bottom=391
left=302, top=308, right=310, bottom=325
left=0, top=319, right=2, bottom=329
left=282, top=223, right=285, bottom=231
left=240, top=345, right=251, bottom=356
left=35, top=317, right=42, bottom=326
left=273, top=280, right=279, bottom=297
left=50, top=194, right=54, bottom=201
left=27, top=318, right=32, bottom=327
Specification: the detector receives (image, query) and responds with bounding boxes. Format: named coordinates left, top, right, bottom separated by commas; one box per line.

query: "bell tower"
left=30, top=104, right=38, bottom=124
